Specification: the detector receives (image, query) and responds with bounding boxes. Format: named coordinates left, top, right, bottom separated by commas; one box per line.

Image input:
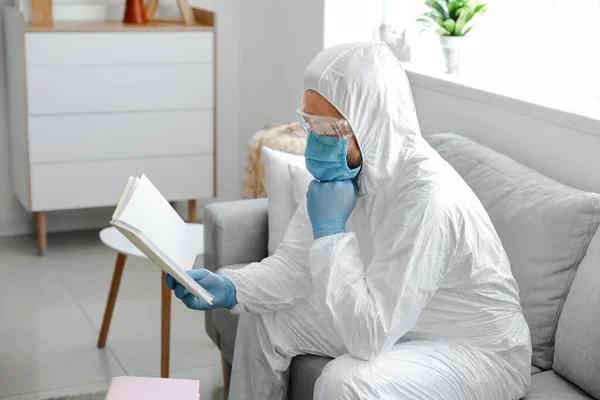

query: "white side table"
left=97, top=223, right=204, bottom=378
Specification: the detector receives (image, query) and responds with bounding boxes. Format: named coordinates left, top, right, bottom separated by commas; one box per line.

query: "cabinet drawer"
left=26, top=31, right=213, bottom=65
left=27, top=64, right=214, bottom=115
left=31, top=155, right=214, bottom=211
left=29, top=110, right=213, bottom=164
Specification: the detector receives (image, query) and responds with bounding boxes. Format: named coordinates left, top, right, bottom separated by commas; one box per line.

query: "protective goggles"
left=296, top=108, right=354, bottom=139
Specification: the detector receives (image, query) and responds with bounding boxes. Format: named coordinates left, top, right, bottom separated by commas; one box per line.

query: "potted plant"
left=418, top=0, right=487, bottom=74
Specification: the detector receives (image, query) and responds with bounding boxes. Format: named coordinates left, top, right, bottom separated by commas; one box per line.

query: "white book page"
left=112, top=221, right=213, bottom=304
left=117, top=175, right=196, bottom=270
left=113, top=175, right=213, bottom=304
left=112, top=176, right=139, bottom=221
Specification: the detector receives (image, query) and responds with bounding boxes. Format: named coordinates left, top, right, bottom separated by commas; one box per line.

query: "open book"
left=111, top=175, right=214, bottom=305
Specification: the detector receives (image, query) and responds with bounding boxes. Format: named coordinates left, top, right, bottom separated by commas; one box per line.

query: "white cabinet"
left=4, top=9, right=216, bottom=253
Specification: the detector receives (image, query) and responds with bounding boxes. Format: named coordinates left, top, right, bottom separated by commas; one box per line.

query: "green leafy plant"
left=418, top=0, right=488, bottom=37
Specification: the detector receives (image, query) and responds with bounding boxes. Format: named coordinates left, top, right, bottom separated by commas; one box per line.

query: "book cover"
left=106, top=376, right=200, bottom=400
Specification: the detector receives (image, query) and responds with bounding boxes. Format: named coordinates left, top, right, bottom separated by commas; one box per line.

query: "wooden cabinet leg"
left=161, top=271, right=172, bottom=378
left=98, top=253, right=127, bottom=348
left=34, top=212, right=47, bottom=256
left=221, top=354, right=232, bottom=391
left=188, top=199, right=197, bottom=223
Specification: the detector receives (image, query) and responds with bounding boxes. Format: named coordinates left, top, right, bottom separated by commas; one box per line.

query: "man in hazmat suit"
left=166, top=42, right=532, bottom=400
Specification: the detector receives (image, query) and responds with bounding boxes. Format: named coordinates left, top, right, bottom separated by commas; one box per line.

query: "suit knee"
left=313, top=354, right=368, bottom=400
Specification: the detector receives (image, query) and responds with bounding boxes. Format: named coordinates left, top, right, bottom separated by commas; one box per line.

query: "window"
left=384, top=0, right=600, bottom=107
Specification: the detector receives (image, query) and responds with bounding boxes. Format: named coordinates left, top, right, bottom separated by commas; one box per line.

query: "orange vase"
left=123, top=0, right=147, bottom=24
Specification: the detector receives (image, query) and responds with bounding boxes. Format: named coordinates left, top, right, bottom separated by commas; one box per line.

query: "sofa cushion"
left=262, top=147, right=307, bottom=255
left=289, top=163, right=314, bottom=210
left=262, top=147, right=304, bottom=255
left=531, top=365, right=543, bottom=375
left=289, top=355, right=332, bottom=400
left=426, top=133, right=600, bottom=369
left=554, top=226, right=600, bottom=398
left=524, top=371, right=593, bottom=399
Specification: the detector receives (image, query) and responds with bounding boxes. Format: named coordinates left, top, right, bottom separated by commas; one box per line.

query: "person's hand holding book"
left=165, top=270, right=237, bottom=310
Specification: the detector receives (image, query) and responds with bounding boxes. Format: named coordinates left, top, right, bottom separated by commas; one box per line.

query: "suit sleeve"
left=308, top=199, right=455, bottom=360
left=219, top=204, right=314, bottom=313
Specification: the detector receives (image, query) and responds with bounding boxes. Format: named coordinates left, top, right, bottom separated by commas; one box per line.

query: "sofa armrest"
left=203, top=198, right=269, bottom=273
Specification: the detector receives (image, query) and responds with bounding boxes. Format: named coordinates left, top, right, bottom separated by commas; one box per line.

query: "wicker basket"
left=242, top=122, right=307, bottom=199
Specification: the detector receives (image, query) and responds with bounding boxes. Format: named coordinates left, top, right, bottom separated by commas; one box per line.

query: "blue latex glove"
left=306, top=179, right=359, bottom=239
left=165, top=269, right=237, bottom=310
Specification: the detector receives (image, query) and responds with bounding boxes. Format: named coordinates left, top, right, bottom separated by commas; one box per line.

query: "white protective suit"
left=220, top=42, right=532, bottom=400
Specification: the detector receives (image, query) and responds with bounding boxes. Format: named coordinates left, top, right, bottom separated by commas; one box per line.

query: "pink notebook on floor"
left=106, top=376, right=200, bottom=399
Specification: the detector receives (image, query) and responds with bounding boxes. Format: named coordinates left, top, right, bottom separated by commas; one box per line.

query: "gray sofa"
left=204, top=133, right=600, bottom=400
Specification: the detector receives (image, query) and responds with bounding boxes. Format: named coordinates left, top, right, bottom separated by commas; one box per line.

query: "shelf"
left=26, top=20, right=214, bottom=32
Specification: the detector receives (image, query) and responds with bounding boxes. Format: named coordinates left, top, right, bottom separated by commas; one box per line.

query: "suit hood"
left=303, top=42, right=422, bottom=194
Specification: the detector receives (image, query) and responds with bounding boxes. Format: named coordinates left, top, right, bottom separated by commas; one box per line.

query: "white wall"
left=235, top=0, right=388, bottom=158
left=323, top=0, right=382, bottom=47
left=0, top=0, right=30, bottom=236
left=237, top=0, right=325, bottom=147
left=212, top=0, right=242, bottom=201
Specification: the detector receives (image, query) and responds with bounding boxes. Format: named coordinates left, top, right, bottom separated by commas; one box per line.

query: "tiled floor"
left=0, top=230, right=225, bottom=400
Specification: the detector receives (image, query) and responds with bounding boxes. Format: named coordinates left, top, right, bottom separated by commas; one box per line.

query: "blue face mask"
left=304, top=133, right=361, bottom=182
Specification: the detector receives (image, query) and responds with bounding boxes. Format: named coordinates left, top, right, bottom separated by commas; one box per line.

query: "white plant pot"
left=439, top=35, right=466, bottom=74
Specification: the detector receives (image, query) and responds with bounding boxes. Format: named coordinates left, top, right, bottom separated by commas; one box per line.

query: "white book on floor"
left=111, top=174, right=214, bottom=305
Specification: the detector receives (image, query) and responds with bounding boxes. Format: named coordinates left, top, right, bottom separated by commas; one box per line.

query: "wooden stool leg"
left=98, top=253, right=127, bottom=348
left=161, top=271, right=172, bottom=378
left=188, top=200, right=197, bottom=223
left=222, top=354, right=232, bottom=392
left=34, top=212, right=47, bottom=256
